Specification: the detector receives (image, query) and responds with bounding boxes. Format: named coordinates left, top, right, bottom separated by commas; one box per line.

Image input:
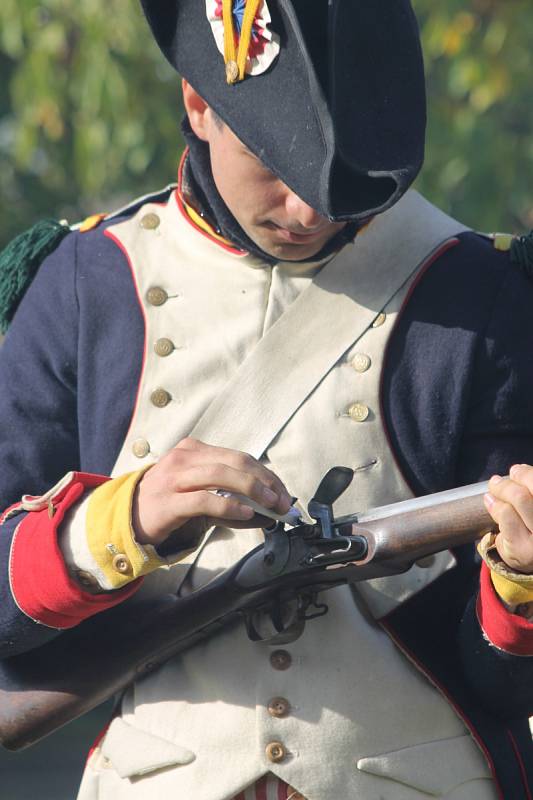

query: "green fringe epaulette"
left=0, top=219, right=70, bottom=334
left=510, top=230, right=533, bottom=279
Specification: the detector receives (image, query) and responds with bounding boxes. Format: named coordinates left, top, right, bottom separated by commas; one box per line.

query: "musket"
left=0, top=468, right=495, bottom=751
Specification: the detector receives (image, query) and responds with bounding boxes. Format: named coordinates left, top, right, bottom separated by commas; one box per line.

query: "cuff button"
left=112, top=554, right=132, bottom=575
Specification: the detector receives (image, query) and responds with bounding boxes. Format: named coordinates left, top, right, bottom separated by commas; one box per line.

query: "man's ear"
left=182, top=79, right=212, bottom=142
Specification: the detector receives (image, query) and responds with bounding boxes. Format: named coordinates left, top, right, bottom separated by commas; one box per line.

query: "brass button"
left=268, top=697, right=290, bottom=718
left=225, top=60, right=239, bottom=83
left=112, top=554, right=132, bottom=575
left=372, top=312, right=387, bottom=328
left=146, top=287, right=168, bottom=306
left=270, top=649, right=292, bottom=671
left=47, top=499, right=56, bottom=519
left=154, top=337, right=175, bottom=357
left=151, top=388, right=172, bottom=408
left=140, top=212, right=161, bottom=230
left=265, top=741, right=286, bottom=763
left=348, top=402, right=370, bottom=422
left=76, top=570, right=99, bottom=589
left=132, top=438, right=150, bottom=458
left=352, top=353, right=371, bottom=373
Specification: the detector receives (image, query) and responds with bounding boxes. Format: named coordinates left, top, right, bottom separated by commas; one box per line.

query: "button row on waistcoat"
left=140, top=212, right=161, bottom=230
left=151, top=388, right=172, bottom=408
left=351, top=353, right=371, bottom=373
left=268, top=697, right=290, bottom=718
left=132, top=438, right=150, bottom=458
left=348, top=402, right=370, bottom=423
left=265, top=741, right=286, bottom=763
left=154, top=337, right=175, bottom=357
left=270, top=649, right=292, bottom=670
left=372, top=311, right=387, bottom=327
left=146, top=286, right=168, bottom=306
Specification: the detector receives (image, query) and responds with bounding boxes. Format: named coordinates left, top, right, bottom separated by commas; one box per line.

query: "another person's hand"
left=484, top=465, right=533, bottom=574
left=132, top=437, right=292, bottom=547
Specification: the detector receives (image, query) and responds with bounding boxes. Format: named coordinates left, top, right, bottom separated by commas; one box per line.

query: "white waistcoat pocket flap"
left=101, top=717, right=195, bottom=778
left=356, top=734, right=491, bottom=796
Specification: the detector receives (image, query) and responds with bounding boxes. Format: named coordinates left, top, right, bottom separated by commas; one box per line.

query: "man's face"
left=183, top=82, right=347, bottom=261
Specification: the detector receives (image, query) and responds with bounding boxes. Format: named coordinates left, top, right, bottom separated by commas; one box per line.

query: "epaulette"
left=0, top=184, right=177, bottom=334
left=484, top=230, right=533, bottom=279
left=509, top=231, right=533, bottom=279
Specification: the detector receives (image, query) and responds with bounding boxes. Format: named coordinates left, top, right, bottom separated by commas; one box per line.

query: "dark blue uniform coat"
left=0, top=191, right=532, bottom=796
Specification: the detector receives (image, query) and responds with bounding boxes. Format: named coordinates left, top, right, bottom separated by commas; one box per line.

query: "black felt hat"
left=140, top=0, right=426, bottom=221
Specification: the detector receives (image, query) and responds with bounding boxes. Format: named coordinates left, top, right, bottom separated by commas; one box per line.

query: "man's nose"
left=284, top=189, right=326, bottom=230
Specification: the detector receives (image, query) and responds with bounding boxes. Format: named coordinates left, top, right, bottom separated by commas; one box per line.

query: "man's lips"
left=263, top=222, right=327, bottom=245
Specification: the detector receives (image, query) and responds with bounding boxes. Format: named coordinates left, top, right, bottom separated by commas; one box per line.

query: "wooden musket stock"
left=0, top=480, right=494, bottom=751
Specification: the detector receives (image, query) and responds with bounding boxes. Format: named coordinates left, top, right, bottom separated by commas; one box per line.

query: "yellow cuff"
left=86, top=468, right=165, bottom=589
left=478, top=532, right=533, bottom=606
left=490, top=571, right=533, bottom=606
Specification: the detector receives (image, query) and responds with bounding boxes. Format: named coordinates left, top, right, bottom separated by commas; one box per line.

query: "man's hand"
left=484, top=465, right=533, bottom=574
left=132, top=437, right=292, bottom=547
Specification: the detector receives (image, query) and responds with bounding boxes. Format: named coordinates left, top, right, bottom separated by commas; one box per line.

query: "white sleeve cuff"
left=59, top=492, right=114, bottom=592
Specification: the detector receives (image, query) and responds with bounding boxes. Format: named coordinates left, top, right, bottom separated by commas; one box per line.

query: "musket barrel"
left=349, top=480, right=490, bottom=525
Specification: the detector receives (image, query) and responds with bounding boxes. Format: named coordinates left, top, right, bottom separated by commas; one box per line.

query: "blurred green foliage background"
left=0, top=0, right=532, bottom=248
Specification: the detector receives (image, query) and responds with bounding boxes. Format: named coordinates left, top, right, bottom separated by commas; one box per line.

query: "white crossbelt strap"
left=191, top=191, right=468, bottom=456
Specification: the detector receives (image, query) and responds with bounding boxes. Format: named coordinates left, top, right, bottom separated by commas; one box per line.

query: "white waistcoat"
left=79, top=192, right=496, bottom=800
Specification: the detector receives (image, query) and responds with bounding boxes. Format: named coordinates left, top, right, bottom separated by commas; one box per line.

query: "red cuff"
left=477, top=562, right=533, bottom=656
left=9, top=473, right=142, bottom=629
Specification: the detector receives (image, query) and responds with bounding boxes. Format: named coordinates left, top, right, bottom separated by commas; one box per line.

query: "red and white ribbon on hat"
left=206, top=0, right=280, bottom=82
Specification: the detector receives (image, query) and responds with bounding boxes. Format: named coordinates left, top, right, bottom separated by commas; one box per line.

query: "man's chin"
left=253, top=234, right=331, bottom=263
left=248, top=221, right=347, bottom=262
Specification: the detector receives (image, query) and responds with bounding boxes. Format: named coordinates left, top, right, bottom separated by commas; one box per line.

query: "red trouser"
left=232, top=775, right=305, bottom=800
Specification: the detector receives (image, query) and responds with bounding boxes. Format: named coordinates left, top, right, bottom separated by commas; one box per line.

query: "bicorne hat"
left=140, top=0, right=426, bottom=222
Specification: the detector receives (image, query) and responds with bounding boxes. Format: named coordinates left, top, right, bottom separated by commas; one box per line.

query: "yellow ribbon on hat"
left=223, top=0, right=262, bottom=84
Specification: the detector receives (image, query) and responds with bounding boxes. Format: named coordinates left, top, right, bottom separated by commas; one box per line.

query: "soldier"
left=0, top=1, right=532, bottom=799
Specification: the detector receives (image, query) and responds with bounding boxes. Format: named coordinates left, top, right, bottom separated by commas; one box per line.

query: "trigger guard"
left=244, top=614, right=305, bottom=645
left=243, top=598, right=306, bottom=644
left=262, top=617, right=306, bottom=645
